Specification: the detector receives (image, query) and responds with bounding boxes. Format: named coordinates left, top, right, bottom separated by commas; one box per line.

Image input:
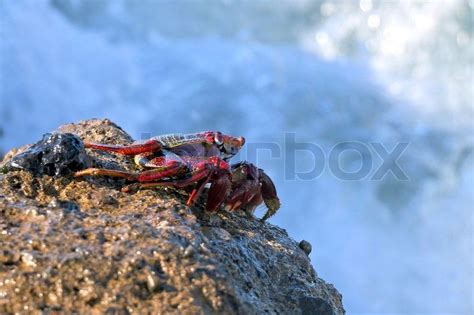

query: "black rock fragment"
left=1, top=133, right=88, bottom=176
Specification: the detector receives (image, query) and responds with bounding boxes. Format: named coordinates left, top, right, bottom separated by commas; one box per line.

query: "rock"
left=0, top=119, right=344, bottom=314
left=299, top=240, right=313, bottom=256
left=0, top=133, right=89, bottom=176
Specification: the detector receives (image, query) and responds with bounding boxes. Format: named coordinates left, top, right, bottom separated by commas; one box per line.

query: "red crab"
left=74, top=131, right=280, bottom=221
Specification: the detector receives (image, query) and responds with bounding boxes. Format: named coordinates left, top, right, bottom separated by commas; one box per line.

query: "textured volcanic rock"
left=0, top=119, right=344, bottom=314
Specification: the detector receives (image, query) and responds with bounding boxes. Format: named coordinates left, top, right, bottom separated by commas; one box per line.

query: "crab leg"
left=126, top=164, right=212, bottom=206
left=75, top=160, right=188, bottom=182
left=134, top=150, right=183, bottom=168
left=175, top=158, right=230, bottom=209
left=224, top=180, right=259, bottom=211
left=84, top=139, right=161, bottom=155
left=73, top=168, right=138, bottom=181
left=137, top=161, right=187, bottom=182
left=124, top=157, right=232, bottom=211
left=186, top=176, right=212, bottom=206
left=206, top=170, right=232, bottom=211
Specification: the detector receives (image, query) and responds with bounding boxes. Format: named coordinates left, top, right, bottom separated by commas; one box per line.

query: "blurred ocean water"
left=1, top=0, right=472, bottom=313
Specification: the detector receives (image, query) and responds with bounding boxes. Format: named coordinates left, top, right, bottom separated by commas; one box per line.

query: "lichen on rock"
left=0, top=119, right=344, bottom=314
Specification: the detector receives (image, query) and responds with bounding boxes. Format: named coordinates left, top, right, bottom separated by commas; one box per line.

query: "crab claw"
left=224, top=180, right=260, bottom=212
left=225, top=162, right=280, bottom=221
left=206, top=168, right=232, bottom=211
left=258, top=170, right=281, bottom=222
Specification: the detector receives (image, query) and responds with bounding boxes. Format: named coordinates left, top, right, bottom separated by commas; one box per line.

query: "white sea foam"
left=1, top=0, right=472, bottom=313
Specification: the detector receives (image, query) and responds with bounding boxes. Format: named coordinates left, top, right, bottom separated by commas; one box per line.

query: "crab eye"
left=214, top=132, right=223, bottom=145
left=238, top=136, right=245, bottom=147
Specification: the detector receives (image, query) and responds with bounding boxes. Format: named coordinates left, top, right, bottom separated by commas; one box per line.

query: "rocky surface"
left=0, top=119, right=344, bottom=314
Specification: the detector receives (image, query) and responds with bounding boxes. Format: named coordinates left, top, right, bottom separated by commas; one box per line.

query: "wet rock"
left=0, top=133, right=88, bottom=176
left=299, top=240, right=313, bottom=256
left=0, top=119, right=344, bottom=314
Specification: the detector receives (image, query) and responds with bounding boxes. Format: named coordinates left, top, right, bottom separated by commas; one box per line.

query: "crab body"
left=74, top=131, right=279, bottom=221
